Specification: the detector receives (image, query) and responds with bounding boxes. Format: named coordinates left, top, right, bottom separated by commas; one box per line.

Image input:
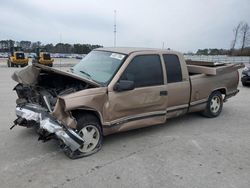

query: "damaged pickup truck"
left=12, top=47, right=244, bottom=159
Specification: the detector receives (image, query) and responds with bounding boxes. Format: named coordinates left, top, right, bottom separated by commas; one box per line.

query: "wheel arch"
left=211, top=87, right=227, bottom=97
left=70, top=108, right=104, bottom=133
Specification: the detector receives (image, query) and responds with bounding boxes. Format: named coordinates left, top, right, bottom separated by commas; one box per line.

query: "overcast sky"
left=0, top=0, right=249, bottom=52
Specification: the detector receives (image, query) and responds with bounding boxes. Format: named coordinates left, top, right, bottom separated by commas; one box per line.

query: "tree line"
left=0, top=40, right=103, bottom=54
left=196, top=21, right=250, bottom=56
left=1, top=21, right=249, bottom=56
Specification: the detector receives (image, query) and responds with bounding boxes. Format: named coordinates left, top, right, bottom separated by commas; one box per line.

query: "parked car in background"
left=241, top=64, right=250, bottom=86
left=0, top=53, right=8, bottom=58
left=75, top=54, right=84, bottom=59
left=28, top=53, right=36, bottom=58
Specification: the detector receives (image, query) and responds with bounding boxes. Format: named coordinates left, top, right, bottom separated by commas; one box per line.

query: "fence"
left=184, top=55, right=250, bottom=64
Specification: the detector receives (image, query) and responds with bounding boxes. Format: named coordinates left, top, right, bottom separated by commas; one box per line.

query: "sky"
left=0, top=0, right=249, bottom=52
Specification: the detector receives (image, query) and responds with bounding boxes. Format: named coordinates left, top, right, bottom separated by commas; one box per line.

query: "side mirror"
left=114, top=80, right=135, bottom=92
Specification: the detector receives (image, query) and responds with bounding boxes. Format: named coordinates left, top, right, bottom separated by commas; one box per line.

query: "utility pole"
left=114, top=10, right=117, bottom=47
left=59, top=33, right=62, bottom=70
left=162, top=42, right=165, bottom=49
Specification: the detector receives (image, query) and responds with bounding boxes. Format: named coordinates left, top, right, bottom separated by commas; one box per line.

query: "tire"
left=242, top=81, right=247, bottom=87
left=202, top=91, right=223, bottom=118
left=73, top=113, right=103, bottom=157
left=10, top=62, right=14, bottom=67
left=7, top=60, right=10, bottom=67
left=21, top=63, right=28, bottom=67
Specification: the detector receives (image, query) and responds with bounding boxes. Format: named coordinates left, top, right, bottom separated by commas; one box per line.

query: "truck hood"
left=11, top=63, right=101, bottom=87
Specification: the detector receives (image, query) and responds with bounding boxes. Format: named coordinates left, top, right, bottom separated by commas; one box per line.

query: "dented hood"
left=11, top=63, right=101, bottom=87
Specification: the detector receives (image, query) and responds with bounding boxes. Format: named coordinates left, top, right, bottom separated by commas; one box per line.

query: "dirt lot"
left=0, top=67, right=249, bottom=188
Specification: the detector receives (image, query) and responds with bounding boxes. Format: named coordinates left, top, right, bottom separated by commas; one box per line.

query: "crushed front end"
left=14, top=103, right=84, bottom=157
left=11, top=64, right=98, bottom=158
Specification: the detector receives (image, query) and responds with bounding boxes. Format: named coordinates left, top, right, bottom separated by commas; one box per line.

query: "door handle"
left=160, top=90, right=168, bottom=96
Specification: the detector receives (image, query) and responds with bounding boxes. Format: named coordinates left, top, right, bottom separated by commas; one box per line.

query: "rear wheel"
left=10, top=62, right=14, bottom=67
left=202, top=91, right=223, bottom=118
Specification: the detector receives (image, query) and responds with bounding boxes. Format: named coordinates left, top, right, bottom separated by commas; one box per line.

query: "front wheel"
left=66, top=113, right=103, bottom=158
left=202, top=91, right=223, bottom=118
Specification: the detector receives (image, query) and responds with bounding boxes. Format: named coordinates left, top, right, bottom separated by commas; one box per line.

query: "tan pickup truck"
left=12, top=47, right=244, bottom=158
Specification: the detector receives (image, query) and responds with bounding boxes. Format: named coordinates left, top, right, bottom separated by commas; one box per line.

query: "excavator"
left=7, top=47, right=29, bottom=67
left=32, top=48, right=54, bottom=67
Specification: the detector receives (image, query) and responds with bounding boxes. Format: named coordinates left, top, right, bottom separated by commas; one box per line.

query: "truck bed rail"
left=187, top=61, right=245, bottom=75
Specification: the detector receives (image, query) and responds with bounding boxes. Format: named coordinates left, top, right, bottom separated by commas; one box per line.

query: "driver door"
left=105, top=54, right=168, bottom=132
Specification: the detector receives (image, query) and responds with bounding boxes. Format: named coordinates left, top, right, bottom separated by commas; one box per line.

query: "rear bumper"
left=15, top=104, right=84, bottom=152
left=224, top=89, right=239, bottom=102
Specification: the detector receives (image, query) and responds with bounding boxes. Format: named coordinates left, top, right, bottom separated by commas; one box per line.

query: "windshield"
left=71, top=51, right=126, bottom=85
left=16, top=53, right=25, bottom=59
left=43, top=53, right=51, bottom=60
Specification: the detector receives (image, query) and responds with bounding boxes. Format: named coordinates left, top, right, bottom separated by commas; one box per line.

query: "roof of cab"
left=95, top=47, right=178, bottom=55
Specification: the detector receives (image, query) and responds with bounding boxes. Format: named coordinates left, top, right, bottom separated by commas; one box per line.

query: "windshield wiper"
left=72, top=69, right=100, bottom=85
left=79, top=70, right=91, bottom=78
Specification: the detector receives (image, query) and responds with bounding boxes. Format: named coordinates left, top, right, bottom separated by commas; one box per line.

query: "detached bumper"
left=15, top=104, right=84, bottom=152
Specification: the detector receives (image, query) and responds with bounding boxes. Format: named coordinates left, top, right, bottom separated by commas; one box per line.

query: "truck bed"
left=186, top=60, right=244, bottom=75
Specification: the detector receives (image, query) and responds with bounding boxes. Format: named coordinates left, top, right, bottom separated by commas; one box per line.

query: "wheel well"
left=71, top=109, right=103, bottom=131
left=214, top=88, right=226, bottom=95
left=217, top=88, right=226, bottom=95
left=212, top=88, right=226, bottom=100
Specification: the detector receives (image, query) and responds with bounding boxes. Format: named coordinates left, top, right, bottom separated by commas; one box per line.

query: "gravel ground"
left=0, top=67, right=249, bottom=188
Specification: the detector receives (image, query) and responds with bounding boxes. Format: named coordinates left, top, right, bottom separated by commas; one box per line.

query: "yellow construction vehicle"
left=7, top=47, right=29, bottom=67
left=32, top=48, right=54, bottom=67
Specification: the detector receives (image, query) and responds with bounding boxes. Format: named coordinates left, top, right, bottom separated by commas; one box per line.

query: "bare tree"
left=240, top=23, right=250, bottom=52
left=231, top=22, right=242, bottom=52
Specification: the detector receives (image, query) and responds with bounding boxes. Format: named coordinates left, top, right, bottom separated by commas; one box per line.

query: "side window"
left=120, top=55, right=163, bottom=88
left=163, top=54, right=182, bottom=83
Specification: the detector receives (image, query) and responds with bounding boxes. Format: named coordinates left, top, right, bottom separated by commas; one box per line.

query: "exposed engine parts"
left=11, top=66, right=97, bottom=159
left=14, top=71, right=90, bottom=111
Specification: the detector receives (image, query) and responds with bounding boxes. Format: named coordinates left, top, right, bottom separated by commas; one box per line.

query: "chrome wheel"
left=78, top=125, right=100, bottom=153
left=202, top=91, right=223, bottom=118
left=210, top=96, right=221, bottom=114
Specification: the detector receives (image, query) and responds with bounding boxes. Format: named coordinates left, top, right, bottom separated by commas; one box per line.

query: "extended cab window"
left=121, top=55, right=163, bottom=88
left=163, top=54, right=182, bottom=83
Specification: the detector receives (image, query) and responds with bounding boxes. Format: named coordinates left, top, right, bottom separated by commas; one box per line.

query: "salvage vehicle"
left=7, top=47, right=29, bottom=67
left=241, top=64, right=250, bottom=86
left=11, top=47, right=244, bottom=159
left=32, top=48, right=54, bottom=67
